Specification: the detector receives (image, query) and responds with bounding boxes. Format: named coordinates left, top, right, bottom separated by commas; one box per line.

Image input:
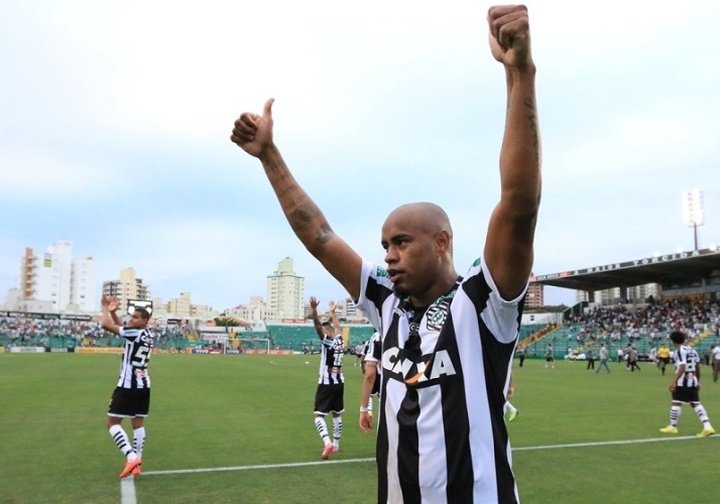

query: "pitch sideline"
left=120, top=435, right=716, bottom=502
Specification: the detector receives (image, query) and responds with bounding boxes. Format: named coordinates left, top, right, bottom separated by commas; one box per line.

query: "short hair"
left=134, top=307, right=151, bottom=321
left=669, top=331, right=685, bottom=345
left=321, top=321, right=332, bottom=327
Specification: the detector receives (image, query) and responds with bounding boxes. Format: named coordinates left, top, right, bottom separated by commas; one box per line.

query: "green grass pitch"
left=1, top=353, right=718, bottom=503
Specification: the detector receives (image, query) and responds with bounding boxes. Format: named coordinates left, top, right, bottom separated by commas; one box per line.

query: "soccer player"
left=359, top=331, right=381, bottom=431
left=711, top=342, right=720, bottom=383
left=100, top=295, right=154, bottom=478
left=657, top=343, right=671, bottom=375
left=309, top=297, right=345, bottom=459
left=545, top=344, right=554, bottom=368
left=659, top=331, right=715, bottom=437
left=231, top=5, right=540, bottom=501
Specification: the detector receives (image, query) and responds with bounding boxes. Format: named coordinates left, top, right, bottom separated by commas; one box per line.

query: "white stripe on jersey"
left=674, top=345, right=700, bottom=388
left=363, top=332, right=381, bottom=364
left=356, top=258, right=525, bottom=504
left=317, top=335, right=344, bottom=385
left=117, top=327, right=154, bottom=389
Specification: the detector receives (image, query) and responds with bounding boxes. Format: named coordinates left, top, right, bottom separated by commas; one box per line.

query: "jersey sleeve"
left=464, top=257, right=527, bottom=345
left=364, top=332, right=382, bottom=364
left=354, top=259, right=394, bottom=332
left=119, top=327, right=141, bottom=340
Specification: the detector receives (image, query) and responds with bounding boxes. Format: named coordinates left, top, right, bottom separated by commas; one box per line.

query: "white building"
left=69, top=256, right=96, bottom=312
left=227, top=296, right=272, bottom=323
left=266, top=257, right=304, bottom=321
left=18, top=240, right=96, bottom=313
left=338, top=297, right=367, bottom=322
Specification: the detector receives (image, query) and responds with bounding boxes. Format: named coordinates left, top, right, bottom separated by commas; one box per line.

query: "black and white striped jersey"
left=363, top=331, right=382, bottom=365
left=356, top=258, right=525, bottom=504
left=674, top=344, right=701, bottom=388
left=318, top=335, right=344, bottom=385
left=116, top=327, right=153, bottom=389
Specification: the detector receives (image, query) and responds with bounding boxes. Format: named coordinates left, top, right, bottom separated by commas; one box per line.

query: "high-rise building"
left=70, top=256, right=95, bottom=312
left=266, top=257, right=304, bottom=321
left=102, top=267, right=150, bottom=315
left=526, top=275, right=544, bottom=308
left=18, top=240, right=96, bottom=312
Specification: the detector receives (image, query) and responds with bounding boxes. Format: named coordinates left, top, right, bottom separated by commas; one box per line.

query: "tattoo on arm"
left=289, top=207, right=314, bottom=230
left=524, top=97, right=540, bottom=162
left=287, top=204, right=334, bottom=245
left=316, top=222, right=334, bottom=245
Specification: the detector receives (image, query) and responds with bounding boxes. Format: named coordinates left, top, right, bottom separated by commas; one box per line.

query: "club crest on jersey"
left=425, top=303, right=449, bottom=331
left=382, top=346, right=457, bottom=387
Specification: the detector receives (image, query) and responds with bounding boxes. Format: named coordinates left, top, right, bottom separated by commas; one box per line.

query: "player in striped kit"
left=231, top=5, right=540, bottom=501
left=359, top=331, right=381, bottom=429
left=310, top=297, right=345, bottom=459
left=100, top=295, right=154, bottom=478
left=659, top=331, right=715, bottom=437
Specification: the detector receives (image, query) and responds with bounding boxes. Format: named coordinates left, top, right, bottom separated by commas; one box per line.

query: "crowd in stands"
left=1, top=313, right=376, bottom=353
left=565, top=299, right=720, bottom=344
left=517, top=299, right=720, bottom=361
left=0, top=315, right=103, bottom=348
left=0, top=314, right=198, bottom=350
left=5, top=299, right=719, bottom=356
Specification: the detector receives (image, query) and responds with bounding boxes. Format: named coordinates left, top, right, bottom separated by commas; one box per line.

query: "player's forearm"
left=330, top=312, right=340, bottom=334
left=311, top=311, right=323, bottom=339
left=259, top=145, right=334, bottom=257
left=673, top=365, right=684, bottom=384
left=100, top=310, right=120, bottom=334
left=359, top=368, right=376, bottom=409
left=499, top=66, right=541, bottom=217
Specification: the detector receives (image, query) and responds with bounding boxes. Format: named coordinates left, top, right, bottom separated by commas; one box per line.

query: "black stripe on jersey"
left=365, top=271, right=395, bottom=313
left=464, top=272, right=522, bottom=503
left=397, top=387, right=421, bottom=503
left=436, top=310, right=474, bottom=503
left=376, top=311, right=399, bottom=504
left=481, top=319, right=517, bottom=503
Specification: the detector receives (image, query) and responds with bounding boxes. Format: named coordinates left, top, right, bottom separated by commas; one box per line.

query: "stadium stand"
left=265, top=323, right=376, bottom=353
left=519, top=299, right=720, bottom=361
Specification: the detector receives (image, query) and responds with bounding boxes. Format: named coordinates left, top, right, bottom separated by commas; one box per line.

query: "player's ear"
left=434, top=230, right=451, bottom=254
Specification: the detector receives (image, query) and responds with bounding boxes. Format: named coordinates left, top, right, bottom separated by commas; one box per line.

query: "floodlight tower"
left=682, top=186, right=704, bottom=251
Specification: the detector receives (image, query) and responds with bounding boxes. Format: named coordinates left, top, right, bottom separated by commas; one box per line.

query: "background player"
left=309, top=297, right=345, bottom=459
left=100, top=295, right=154, bottom=478
left=659, top=331, right=714, bottom=437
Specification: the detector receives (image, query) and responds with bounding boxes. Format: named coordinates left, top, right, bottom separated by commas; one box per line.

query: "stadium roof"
left=533, top=247, right=720, bottom=292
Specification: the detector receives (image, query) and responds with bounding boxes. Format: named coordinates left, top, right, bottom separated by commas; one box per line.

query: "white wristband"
left=359, top=407, right=369, bottom=413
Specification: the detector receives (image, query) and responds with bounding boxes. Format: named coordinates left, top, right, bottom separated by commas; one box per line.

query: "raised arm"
left=328, top=300, right=341, bottom=336
left=309, top=296, right=325, bottom=341
left=231, top=100, right=362, bottom=299
left=484, top=5, right=542, bottom=300
left=100, top=295, right=122, bottom=335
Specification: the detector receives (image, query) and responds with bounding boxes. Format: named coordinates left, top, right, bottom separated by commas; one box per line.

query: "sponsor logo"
left=376, top=267, right=390, bottom=278
left=382, top=347, right=457, bottom=386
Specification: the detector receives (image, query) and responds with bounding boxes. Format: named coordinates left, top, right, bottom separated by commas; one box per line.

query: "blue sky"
left=2, top=0, right=719, bottom=312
